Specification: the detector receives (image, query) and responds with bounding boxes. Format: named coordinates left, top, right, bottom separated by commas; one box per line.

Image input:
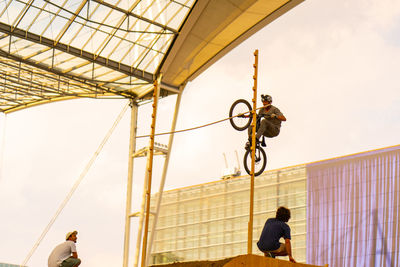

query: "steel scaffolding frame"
left=0, top=0, right=193, bottom=113
left=123, top=77, right=185, bottom=267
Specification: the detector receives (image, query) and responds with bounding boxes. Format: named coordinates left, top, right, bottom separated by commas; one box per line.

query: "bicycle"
left=229, top=99, right=267, bottom=176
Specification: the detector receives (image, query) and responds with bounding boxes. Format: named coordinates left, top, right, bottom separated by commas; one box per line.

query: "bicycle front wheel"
left=243, top=146, right=267, bottom=177
left=229, top=99, right=252, bottom=131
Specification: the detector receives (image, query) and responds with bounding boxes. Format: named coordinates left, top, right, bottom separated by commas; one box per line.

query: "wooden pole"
left=145, top=86, right=185, bottom=266
left=141, top=74, right=162, bottom=267
left=247, top=49, right=258, bottom=254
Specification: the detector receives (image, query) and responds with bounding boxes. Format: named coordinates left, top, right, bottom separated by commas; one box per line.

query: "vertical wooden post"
left=141, top=74, right=162, bottom=267
left=145, top=86, right=185, bottom=266
left=248, top=49, right=258, bottom=254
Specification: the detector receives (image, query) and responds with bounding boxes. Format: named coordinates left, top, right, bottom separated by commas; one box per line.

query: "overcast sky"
left=1, top=0, right=400, bottom=266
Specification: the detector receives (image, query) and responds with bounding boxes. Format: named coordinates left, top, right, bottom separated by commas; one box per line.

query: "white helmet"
left=261, top=94, right=272, bottom=103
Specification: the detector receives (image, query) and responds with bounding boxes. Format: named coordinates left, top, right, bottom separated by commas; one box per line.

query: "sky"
left=1, top=0, right=400, bottom=266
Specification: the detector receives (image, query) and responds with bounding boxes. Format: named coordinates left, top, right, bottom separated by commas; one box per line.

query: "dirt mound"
left=150, top=254, right=327, bottom=267
left=150, top=256, right=233, bottom=267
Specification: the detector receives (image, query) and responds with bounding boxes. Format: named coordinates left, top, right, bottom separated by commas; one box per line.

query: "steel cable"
left=21, top=102, right=129, bottom=267
left=136, top=104, right=264, bottom=138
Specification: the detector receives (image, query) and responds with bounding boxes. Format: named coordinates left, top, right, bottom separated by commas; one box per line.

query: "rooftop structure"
left=0, top=0, right=304, bottom=113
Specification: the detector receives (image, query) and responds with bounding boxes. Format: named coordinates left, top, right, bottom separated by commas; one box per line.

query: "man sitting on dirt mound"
left=257, top=206, right=296, bottom=263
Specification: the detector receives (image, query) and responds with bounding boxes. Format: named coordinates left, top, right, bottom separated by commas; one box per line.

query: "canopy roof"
left=0, top=0, right=303, bottom=113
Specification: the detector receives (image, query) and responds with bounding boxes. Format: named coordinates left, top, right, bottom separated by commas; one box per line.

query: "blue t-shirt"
left=257, top=218, right=291, bottom=252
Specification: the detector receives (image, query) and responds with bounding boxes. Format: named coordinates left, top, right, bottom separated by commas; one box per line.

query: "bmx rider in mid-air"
left=246, top=94, right=286, bottom=149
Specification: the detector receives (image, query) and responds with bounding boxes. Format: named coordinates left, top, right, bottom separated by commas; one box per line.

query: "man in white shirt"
left=48, top=231, right=81, bottom=267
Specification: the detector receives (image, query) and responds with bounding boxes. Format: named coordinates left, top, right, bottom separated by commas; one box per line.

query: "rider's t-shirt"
left=258, top=105, right=284, bottom=128
left=257, top=218, right=291, bottom=252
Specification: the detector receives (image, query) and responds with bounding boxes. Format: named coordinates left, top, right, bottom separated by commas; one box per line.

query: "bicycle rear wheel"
left=229, top=99, right=252, bottom=131
left=243, top=146, right=267, bottom=177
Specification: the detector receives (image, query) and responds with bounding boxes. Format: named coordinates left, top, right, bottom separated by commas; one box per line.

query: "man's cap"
left=66, top=230, right=78, bottom=240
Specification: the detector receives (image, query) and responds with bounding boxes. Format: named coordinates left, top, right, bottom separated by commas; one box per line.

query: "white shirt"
left=48, top=240, right=77, bottom=267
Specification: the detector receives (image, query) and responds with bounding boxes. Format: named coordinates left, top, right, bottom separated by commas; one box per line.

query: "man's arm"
left=270, top=106, right=286, bottom=121
left=284, top=238, right=296, bottom=263
left=269, top=113, right=286, bottom=121
left=72, top=252, right=78, bottom=258
left=277, top=114, right=286, bottom=121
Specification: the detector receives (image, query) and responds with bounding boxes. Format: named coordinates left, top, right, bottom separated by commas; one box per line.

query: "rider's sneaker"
left=245, top=138, right=260, bottom=150
left=245, top=141, right=251, bottom=150
left=261, top=137, right=267, bottom=147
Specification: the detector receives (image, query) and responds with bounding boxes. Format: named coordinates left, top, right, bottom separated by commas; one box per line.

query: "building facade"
left=0, top=263, right=25, bottom=267
left=149, top=164, right=307, bottom=264
left=149, top=145, right=400, bottom=266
